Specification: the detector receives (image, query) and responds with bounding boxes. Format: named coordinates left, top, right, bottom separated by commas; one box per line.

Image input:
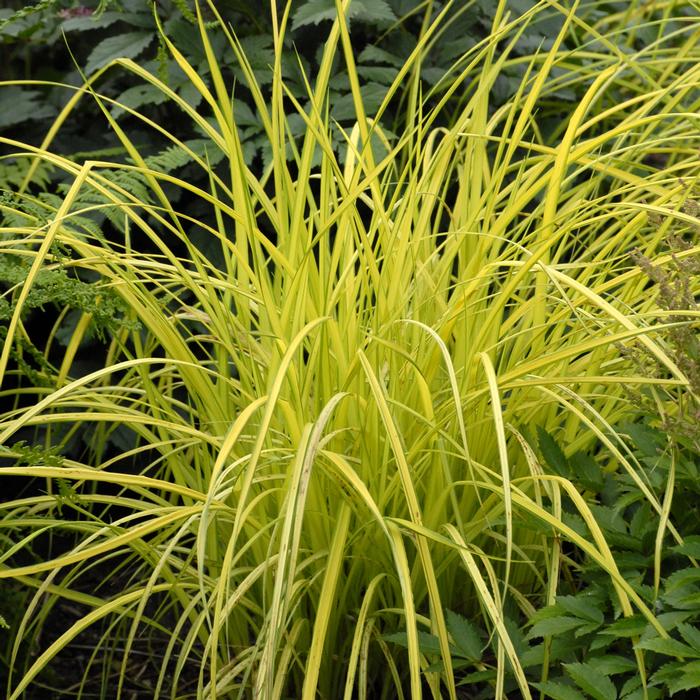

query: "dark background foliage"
left=0, top=0, right=584, bottom=167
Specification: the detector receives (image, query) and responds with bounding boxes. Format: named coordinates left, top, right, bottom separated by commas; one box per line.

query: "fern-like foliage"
left=0, top=0, right=59, bottom=32
left=0, top=253, right=139, bottom=339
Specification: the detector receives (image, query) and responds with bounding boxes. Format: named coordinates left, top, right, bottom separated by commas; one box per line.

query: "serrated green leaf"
left=590, top=504, right=628, bottom=535
left=564, top=662, right=617, bottom=700
left=624, top=689, right=663, bottom=700
left=415, top=631, right=442, bottom=656
left=677, top=623, right=700, bottom=651
left=653, top=661, right=700, bottom=694
left=0, top=87, right=56, bottom=129
left=384, top=631, right=441, bottom=655
left=557, top=595, right=605, bottom=624
left=628, top=665, right=669, bottom=697
left=662, top=567, right=700, bottom=600
left=666, top=567, right=700, bottom=591
left=236, top=35, right=275, bottom=86
left=590, top=636, right=613, bottom=652
left=575, top=622, right=604, bottom=636
left=519, top=643, right=544, bottom=668
left=651, top=658, right=686, bottom=685
left=537, top=426, right=571, bottom=477
left=291, top=0, right=396, bottom=31
left=527, top=616, right=585, bottom=639
left=668, top=668, right=700, bottom=695
left=446, top=610, right=482, bottom=660
left=630, top=503, right=655, bottom=540
left=670, top=536, right=700, bottom=558
left=110, top=0, right=155, bottom=27
left=569, top=451, right=604, bottom=489
left=232, top=101, right=258, bottom=128
left=457, top=669, right=496, bottom=685
left=358, top=66, right=398, bottom=85
left=61, top=11, right=123, bottom=32
left=112, top=84, right=168, bottom=118
left=598, top=615, right=647, bottom=637
left=655, top=611, right=692, bottom=632
left=176, top=80, right=204, bottom=111
left=358, top=44, right=405, bottom=67
left=636, top=636, right=699, bottom=658
left=533, top=680, right=587, bottom=700
left=529, top=604, right=567, bottom=622
left=587, top=655, right=638, bottom=675
left=563, top=511, right=589, bottom=537
left=421, top=66, right=448, bottom=87
left=664, top=590, right=700, bottom=610
left=623, top=422, right=664, bottom=458
left=291, top=0, right=340, bottom=28
left=620, top=674, right=643, bottom=697
left=85, top=31, right=153, bottom=75
left=330, top=72, right=391, bottom=119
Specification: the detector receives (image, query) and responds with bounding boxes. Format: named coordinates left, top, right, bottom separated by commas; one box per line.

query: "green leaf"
left=668, top=668, right=700, bottom=695
left=358, top=45, right=405, bottom=67
left=664, top=590, right=700, bottom=610
left=519, top=642, right=545, bottom=668
left=665, top=567, right=700, bottom=592
left=575, top=621, right=605, bottom=637
left=623, top=422, right=663, bottom=458
left=636, top=636, right=699, bottom=658
left=457, top=669, right=495, bottom=685
left=446, top=610, right=482, bottom=660
left=537, top=426, right=571, bottom=477
left=533, top=680, right=587, bottom=700
left=291, top=0, right=396, bottom=31
left=421, top=66, right=448, bottom=87
left=624, top=690, right=663, bottom=700
left=527, top=616, right=585, bottom=639
left=654, top=661, right=700, bottom=695
left=557, top=595, right=605, bottom=624
left=84, top=32, right=154, bottom=75
left=651, top=659, right=685, bottom=686
left=569, top=451, right=604, bottom=489
left=112, top=84, right=168, bottom=117
left=236, top=35, right=275, bottom=86
left=589, top=505, right=628, bottom=536
left=61, top=11, right=124, bottom=32
left=563, top=511, right=589, bottom=538
left=677, top=623, right=700, bottom=651
left=671, top=536, right=700, bottom=558
left=358, top=66, right=398, bottom=85
left=176, top=80, right=204, bottom=111
left=232, top=101, right=259, bottom=128
left=588, top=655, right=638, bottom=675
left=655, top=611, right=692, bottom=632
left=384, top=631, right=441, bottom=656
left=598, top=615, right=647, bottom=638
left=291, top=0, right=339, bottom=28
left=620, top=674, right=643, bottom=697
left=564, top=662, right=617, bottom=700
left=0, top=87, right=56, bottom=129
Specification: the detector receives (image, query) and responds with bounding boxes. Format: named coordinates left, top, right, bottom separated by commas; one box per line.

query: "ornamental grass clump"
left=1, top=1, right=700, bottom=697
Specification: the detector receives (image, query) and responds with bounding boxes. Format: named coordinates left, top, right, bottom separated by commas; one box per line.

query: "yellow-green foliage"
left=1, top=1, right=699, bottom=698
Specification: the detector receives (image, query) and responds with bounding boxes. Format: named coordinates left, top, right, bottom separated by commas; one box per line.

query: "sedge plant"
left=1, top=0, right=700, bottom=697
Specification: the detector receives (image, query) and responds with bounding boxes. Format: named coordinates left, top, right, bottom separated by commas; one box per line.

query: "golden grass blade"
left=443, top=524, right=531, bottom=699
left=302, top=503, right=351, bottom=699
left=478, top=351, right=513, bottom=599
left=359, top=349, right=456, bottom=698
